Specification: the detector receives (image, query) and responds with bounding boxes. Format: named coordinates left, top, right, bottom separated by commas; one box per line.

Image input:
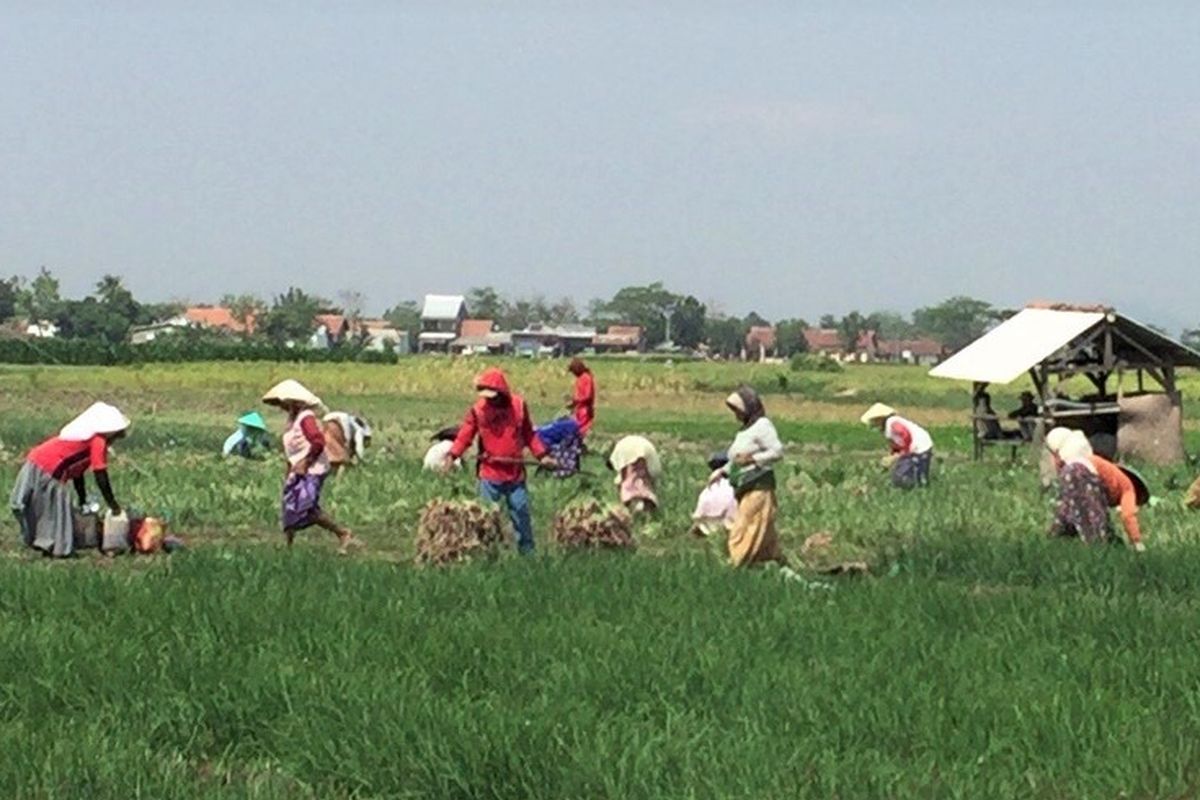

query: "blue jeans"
left=479, top=480, right=534, bottom=554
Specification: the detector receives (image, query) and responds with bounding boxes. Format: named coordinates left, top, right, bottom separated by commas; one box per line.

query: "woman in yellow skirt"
left=709, top=385, right=786, bottom=567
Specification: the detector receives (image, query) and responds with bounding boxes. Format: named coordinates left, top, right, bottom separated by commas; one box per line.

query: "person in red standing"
left=567, top=357, right=596, bottom=437
left=10, top=402, right=129, bottom=557
left=262, top=379, right=361, bottom=554
left=443, top=367, right=555, bottom=554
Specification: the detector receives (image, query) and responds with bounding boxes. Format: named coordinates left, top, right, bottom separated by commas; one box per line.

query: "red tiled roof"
left=595, top=325, right=643, bottom=346
left=877, top=338, right=945, bottom=357
left=185, top=307, right=255, bottom=334
left=745, top=326, right=777, bottom=349
left=803, top=328, right=843, bottom=351
left=314, top=313, right=347, bottom=334
left=460, top=319, right=495, bottom=338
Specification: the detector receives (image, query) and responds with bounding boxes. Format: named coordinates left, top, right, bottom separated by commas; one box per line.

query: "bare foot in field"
left=337, top=533, right=365, bottom=555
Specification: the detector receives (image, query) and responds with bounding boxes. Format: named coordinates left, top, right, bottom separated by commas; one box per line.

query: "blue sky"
left=2, top=3, right=1197, bottom=330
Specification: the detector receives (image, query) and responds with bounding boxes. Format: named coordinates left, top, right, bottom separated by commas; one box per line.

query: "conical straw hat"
left=262, top=379, right=322, bottom=408
left=859, top=403, right=896, bottom=425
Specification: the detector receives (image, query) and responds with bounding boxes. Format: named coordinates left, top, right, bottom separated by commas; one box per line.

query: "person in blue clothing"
left=223, top=411, right=271, bottom=459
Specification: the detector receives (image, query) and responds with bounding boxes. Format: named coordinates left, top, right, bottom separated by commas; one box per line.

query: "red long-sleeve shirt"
left=572, top=372, right=596, bottom=435
left=449, top=369, right=546, bottom=483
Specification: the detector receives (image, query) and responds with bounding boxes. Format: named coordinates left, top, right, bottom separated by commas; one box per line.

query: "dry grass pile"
left=552, top=500, right=635, bottom=550
left=415, top=499, right=504, bottom=565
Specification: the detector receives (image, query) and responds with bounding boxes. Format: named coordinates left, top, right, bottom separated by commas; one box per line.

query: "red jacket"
left=449, top=368, right=547, bottom=483
left=572, top=371, right=595, bottom=435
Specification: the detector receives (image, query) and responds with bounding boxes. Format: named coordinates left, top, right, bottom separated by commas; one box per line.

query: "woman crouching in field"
left=710, top=385, right=786, bottom=567
left=262, top=380, right=361, bottom=554
left=1044, top=428, right=1109, bottom=544
left=10, top=402, right=129, bottom=557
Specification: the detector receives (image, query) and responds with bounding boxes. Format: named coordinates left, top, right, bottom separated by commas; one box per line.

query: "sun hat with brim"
left=1118, top=465, right=1151, bottom=506
left=60, top=402, right=130, bottom=441
left=262, top=379, right=322, bottom=408
left=238, top=411, right=267, bottom=431
left=860, top=403, right=896, bottom=425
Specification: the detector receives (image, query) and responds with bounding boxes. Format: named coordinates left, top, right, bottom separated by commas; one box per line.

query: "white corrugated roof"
left=421, top=294, right=466, bottom=320
left=929, top=308, right=1104, bottom=385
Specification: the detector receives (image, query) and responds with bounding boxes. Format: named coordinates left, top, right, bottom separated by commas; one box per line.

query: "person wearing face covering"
left=709, top=385, right=786, bottom=567
left=444, top=367, right=555, bottom=554
left=1043, top=428, right=1109, bottom=544
left=10, top=402, right=129, bottom=557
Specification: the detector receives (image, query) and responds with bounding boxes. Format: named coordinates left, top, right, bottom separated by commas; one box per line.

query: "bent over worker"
left=444, top=367, right=555, bottom=554
left=11, top=402, right=129, bottom=557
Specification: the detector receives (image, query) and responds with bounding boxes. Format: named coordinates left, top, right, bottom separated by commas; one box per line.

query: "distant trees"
left=912, top=296, right=995, bottom=352
left=263, top=288, right=325, bottom=345
left=774, top=319, right=810, bottom=357
left=0, top=266, right=1016, bottom=361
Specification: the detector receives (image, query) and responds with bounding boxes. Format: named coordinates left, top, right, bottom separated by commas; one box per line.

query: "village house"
left=745, top=326, right=777, bottom=361
left=418, top=294, right=467, bottom=353
left=593, top=325, right=645, bottom=354
left=355, top=318, right=410, bottom=354
left=451, top=319, right=512, bottom=355
left=510, top=323, right=597, bottom=358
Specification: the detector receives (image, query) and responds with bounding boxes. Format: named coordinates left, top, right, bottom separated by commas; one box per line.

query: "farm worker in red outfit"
left=567, top=358, right=596, bottom=436
left=10, top=401, right=129, bottom=557
left=444, top=367, right=555, bottom=554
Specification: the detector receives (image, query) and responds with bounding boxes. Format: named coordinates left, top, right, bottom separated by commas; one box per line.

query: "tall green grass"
left=2, top=550, right=1200, bottom=798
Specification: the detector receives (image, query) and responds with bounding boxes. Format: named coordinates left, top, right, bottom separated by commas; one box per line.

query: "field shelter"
left=930, top=303, right=1200, bottom=465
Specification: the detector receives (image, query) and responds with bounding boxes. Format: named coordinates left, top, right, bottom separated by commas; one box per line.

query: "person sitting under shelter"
left=973, top=391, right=1023, bottom=441
left=1008, top=391, right=1040, bottom=440
left=223, top=411, right=271, bottom=459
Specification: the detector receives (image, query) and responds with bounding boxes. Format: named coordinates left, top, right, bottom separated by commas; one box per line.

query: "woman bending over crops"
left=1044, top=428, right=1109, bottom=544
left=860, top=403, right=934, bottom=489
left=263, top=380, right=361, bottom=554
left=711, top=386, right=786, bottom=567
left=1045, top=428, right=1148, bottom=550
left=607, top=435, right=661, bottom=513
left=10, top=402, right=129, bottom=557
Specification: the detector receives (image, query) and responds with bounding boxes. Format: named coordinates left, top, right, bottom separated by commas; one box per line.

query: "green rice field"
left=2, top=359, right=1200, bottom=798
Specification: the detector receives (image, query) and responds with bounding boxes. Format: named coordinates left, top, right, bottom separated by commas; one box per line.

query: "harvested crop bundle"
left=552, top=500, right=635, bottom=550
left=415, top=499, right=504, bottom=565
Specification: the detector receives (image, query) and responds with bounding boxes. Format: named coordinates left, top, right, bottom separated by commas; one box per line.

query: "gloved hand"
left=1133, top=541, right=1146, bottom=553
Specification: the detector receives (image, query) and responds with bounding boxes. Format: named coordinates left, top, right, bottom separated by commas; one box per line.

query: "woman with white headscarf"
left=1044, top=427, right=1109, bottom=544
left=710, top=385, right=786, bottom=567
left=10, top=402, right=129, bottom=557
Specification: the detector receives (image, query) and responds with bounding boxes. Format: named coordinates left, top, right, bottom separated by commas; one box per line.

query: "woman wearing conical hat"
left=860, top=403, right=934, bottom=489
left=10, top=402, right=130, bottom=557
left=262, top=380, right=361, bottom=554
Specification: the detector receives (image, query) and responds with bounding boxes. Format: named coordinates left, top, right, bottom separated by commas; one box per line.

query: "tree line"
left=12, top=268, right=1193, bottom=357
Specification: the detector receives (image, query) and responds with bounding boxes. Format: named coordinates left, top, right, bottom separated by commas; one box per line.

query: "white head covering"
left=59, top=402, right=130, bottom=441
left=608, top=435, right=662, bottom=482
left=1046, top=427, right=1095, bottom=472
left=860, top=403, right=896, bottom=425
left=262, top=379, right=322, bottom=409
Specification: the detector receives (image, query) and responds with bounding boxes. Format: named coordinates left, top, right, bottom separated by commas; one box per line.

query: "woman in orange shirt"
left=1090, top=454, right=1149, bottom=552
